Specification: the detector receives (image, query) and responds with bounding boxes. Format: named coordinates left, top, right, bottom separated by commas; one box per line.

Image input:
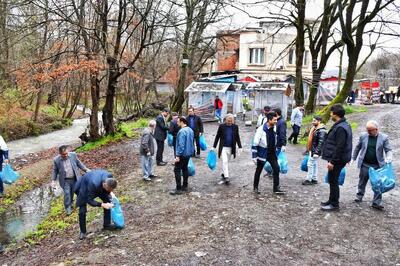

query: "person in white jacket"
left=256, top=106, right=271, bottom=128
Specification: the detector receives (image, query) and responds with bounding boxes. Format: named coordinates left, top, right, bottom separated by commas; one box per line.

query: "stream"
left=1, top=110, right=101, bottom=246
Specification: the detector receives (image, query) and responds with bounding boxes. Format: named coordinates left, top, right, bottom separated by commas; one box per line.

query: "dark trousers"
left=288, top=125, right=301, bottom=144
left=253, top=153, right=280, bottom=190
left=63, top=178, right=76, bottom=210
left=194, top=135, right=200, bottom=155
left=357, top=163, right=382, bottom=205
left=172, top=137, right=177, bottom=157
left=327, top=164, right=345, bottom=207
left=174, top=156, right=190, bottom=190
left=0, top=164, right=3, bottom=194
left=156, top=139, right=165, bottom=163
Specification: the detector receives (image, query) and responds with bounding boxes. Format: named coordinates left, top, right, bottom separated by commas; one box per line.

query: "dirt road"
left=1, top=104, right=399, bottom=265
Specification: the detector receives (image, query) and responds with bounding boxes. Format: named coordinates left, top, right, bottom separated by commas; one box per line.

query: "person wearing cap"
left=187, top=107, right=204, bottom=158
left=302, top=116, right=326, bottom=185
left=154, top=108, right=170, bottom=166
left=170, top=116, right=195, bottom=195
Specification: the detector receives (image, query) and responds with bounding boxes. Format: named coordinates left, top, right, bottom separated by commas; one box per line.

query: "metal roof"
left=185, top=82, right=231, bottom=93
left=245, top=82, right=291, bottom=91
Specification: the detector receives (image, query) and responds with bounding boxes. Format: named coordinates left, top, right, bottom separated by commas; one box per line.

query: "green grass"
left=344, top=105, right=367, bottom=114
left=76, top=118, right=149, bottom=152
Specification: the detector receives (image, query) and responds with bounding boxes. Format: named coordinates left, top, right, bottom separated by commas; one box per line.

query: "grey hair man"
left=352, top=120, right=393, bottom=210
left=140, top=120, right=157, bottom=181
left=52, top=145, right=90, bottom=215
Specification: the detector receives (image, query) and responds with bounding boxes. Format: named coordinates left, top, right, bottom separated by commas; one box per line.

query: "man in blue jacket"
left=170, top=116, right=195, bottom=195
left=0, top=135, right=9, bottom=197
left=74, top=169, right=118, bottom=240
left=321, top=104, right=352, bottom=211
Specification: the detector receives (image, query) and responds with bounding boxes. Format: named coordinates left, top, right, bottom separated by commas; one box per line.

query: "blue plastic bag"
left=111, top=196, right=125, bottom=229
left=324, top=168, right=346, bottom=186
left=188, top=158, right=195, bottom=176
left=167, top=133, right=173, bottom=147
left=369, top=163, right=396, bottom=194
left=0, top=164, right=20, bottom=185
left=206, top=150, right=217, bottom=170
left=277, top=151, right=288, bottom=174
left=264, top=161, right=273, bottom=174
left=301, top=155, right=309, bottom=172
left=199, top=135, right=207, bottom=151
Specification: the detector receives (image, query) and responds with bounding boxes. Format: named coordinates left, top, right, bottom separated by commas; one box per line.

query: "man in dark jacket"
left=169, top=112, right=180, bottom=157
left=212, top=114, right=242, bottom=185
left=187, top=107, right=204, bottom=158
left=303, top=116, right=326, bottom=185
left=274, top=107, right=287, bottom=153
left=74, top=169, right=118, bottom=240
left=321, top=104, right=352, bottom=211
left=154, top=108, right=170, bottom=166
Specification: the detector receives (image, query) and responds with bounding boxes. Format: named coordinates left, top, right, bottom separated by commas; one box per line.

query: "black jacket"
left=188, top=115, right=203, bottom=137
left=311, top=125, right=327, bottom=156
left=213, top=124, right=242, bottom=158
left=154, top=114, right=168, bottom=141
left=276, top=117, right=287, bottom=148
left=74, top=170, right=112, bottom=207
left=322, top=118, right=353, bottom=165
left=169, top=119, right=180, bottom=137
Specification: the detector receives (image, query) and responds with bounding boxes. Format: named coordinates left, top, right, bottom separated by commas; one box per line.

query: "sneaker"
left=149, top=175, right=158, bottom=179
left=143, top=176, right=152, bottom=181
left=320, top=201, right=330, bottom=206
left=103, top=224, right=119, bottom=231
left=218, top=180, right=225, bottom=185
left=354, top=197, right=362, bottom=203
left=273, top=189, right=285, bottom=195
left=311, top=180, right=318, bottom=184
left=79, top=232, right=87, bottom=240
left=169, top=189, right=183, bottom=195
left=253, top=188, right=260, bottom=194
left=371, top=204, right=384, bottom=211
left=181, top=187, right=189, bottom=193
left=321, top=204, right=340, bottom=211
left=302, top=180, right=313, bottom=185
left=224, top=178, right=230, bottom=185
left=157, top=162, right=167, bottom=166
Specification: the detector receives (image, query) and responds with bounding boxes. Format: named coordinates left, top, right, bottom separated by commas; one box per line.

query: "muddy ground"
left=1, top=104, right=399, bottom=266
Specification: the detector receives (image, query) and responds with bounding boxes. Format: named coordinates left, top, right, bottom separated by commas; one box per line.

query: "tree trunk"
left=89, top=73, right=101, bottom=140
left=102, top=58, right=118, bottom=134
left=305, top=72, right=322, bottom=114
left=171, top=59, right=188, bottom=113
left=294, top=0, right=306, bottom=106
left=319, top=53, right=358, bottom=122
left=33, top=88, right=43, bottom=122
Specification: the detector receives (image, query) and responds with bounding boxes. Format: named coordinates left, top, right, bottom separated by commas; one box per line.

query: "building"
left=215, top=21, right=312, bottom=81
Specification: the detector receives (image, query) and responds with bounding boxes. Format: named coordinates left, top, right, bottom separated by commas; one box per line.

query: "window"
left=303, top=51, right=309, bottom=66
left=249, top=48, right=265, bottom=64
left=288, top=48, right=295, bottom=65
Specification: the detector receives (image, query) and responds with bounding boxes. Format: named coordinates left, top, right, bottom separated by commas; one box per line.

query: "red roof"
left=238, top=76, right=258, bottom=82
left=360, top=81, right=380, bottom=89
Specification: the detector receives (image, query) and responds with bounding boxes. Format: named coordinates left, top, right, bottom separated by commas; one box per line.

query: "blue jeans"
left=305, top=155, right=319, bottom=181
left=63, top=179, right=76, bottom=210
left=141, top=155, right=154, bottom=177
left=215, top=109, right=222, bottom=123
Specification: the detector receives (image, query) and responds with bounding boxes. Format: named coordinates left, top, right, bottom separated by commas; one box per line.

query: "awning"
left=185, top=82, right=231, bottom=93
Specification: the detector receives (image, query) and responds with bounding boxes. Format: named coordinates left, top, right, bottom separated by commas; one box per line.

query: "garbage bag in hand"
left=167, top=133, right=173, bottom=147
left=199, top=135, right=207, bottom=151
left=301, top=155, right=309, bottom=172
left=264, top=161, right=273, bottom=174
left=277, top=151, right=288, bottom=174
left=369, top=163, right=396, bottom=194
left=206, top=150, right=217, bottom=171
left=0, top=164, right=20, bottom=185
left=324, top=168, right=346, bottom=186
left=188, top=158, right=195, bottom=176
left=111, top=196, right=125, bottom=229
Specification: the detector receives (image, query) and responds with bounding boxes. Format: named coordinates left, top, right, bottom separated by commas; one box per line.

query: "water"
left=0, top=184, right=62, bottom=245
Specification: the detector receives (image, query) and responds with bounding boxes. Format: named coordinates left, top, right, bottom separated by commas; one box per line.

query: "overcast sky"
left=216, top=0, right=400, bottom=75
